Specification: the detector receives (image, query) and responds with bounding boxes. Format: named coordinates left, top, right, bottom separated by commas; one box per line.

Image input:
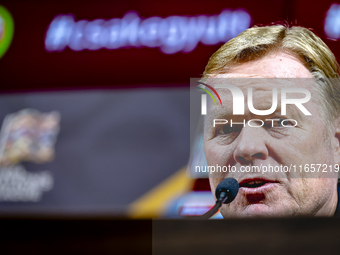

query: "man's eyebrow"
left=205, top=107, right=232, bottom=125
left=275, top=104, right=305, bottom=119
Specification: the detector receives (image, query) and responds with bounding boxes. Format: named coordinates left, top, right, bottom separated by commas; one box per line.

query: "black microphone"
left=188, top=178, right=239, bottom=219
left=215, top=178, right=239, bottom=204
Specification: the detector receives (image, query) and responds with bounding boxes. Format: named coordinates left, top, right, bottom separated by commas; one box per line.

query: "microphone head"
left=215, top=178, right=239, bottom=204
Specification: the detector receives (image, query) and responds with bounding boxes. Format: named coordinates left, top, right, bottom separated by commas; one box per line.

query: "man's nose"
left=233, top=126, right=269, bottom=164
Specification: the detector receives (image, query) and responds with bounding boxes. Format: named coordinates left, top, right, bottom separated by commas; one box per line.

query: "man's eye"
left=217, top=125, right=242, bottom=135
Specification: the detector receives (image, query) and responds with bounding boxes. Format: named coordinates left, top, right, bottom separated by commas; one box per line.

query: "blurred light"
left=0, top=14, right=4, bottom=41
left=0, top=5, right=14, bottom=59
left=45, top=9, right=252, bottom=54
left=324, top=3, right=340, bottom=39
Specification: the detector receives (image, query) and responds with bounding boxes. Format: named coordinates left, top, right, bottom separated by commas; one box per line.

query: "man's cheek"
left=221, top=194, right=248, bottom=216
left=205, top=146, right=221, bottom=165
left=206, top=144, right=231, bottom=165
left=209, top=177, right=224, bottom=197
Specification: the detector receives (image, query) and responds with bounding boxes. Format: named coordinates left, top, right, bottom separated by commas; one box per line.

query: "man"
left=202, top=24, right=340, bottom=217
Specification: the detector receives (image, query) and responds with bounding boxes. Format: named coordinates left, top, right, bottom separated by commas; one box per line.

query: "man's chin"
left=243, top=204, right=278, bottom=217
left=222, top=204, right=290, bottom=217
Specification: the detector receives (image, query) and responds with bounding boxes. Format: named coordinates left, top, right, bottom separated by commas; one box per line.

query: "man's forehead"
left=203, top=78, right=317, bottom=117
left=210, top=51, right=314, bottom=79
left=205, top=78, right=314, bottom=96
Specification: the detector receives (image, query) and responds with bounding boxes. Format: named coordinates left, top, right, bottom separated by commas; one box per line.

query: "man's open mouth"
left=239, top=179, right=278, bottom=189
left=241, top=180, right=267, bottom=188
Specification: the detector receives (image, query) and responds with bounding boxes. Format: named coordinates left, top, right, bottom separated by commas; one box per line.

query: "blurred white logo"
left=0, top=165, right=53, bottom=202
left=324, top=3, right=340, bottom=39
left=45, top=9, right=252, bottom=54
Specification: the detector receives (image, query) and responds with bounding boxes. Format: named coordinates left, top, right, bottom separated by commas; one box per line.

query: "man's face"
left=205, top=52, right=340, bottom=217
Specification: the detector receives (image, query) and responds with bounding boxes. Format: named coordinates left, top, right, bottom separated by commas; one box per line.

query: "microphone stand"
left=186, top=190, right=228, bottom=220
left=185, top=178, right=239, bottom=220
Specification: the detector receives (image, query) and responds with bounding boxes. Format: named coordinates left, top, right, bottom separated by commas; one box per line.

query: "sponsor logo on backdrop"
left=45, top=9, right=252, bottom=54
left=0, top=109, right=60, bottom=202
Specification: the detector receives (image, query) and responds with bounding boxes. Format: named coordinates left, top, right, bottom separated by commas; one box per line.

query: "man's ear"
left=333, top=118, right=340, bottom=165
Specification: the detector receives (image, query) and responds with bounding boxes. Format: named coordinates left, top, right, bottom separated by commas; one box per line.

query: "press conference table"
left=1, top=215, right=340, bottom=255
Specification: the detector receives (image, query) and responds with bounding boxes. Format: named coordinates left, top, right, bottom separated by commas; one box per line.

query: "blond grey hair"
left=203, top=25, right=340, bottom=125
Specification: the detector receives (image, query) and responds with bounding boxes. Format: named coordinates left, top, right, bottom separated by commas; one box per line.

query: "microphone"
left=215, top=178, right=239, bottom=204
left=188, top=178, right=239, bottom=219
